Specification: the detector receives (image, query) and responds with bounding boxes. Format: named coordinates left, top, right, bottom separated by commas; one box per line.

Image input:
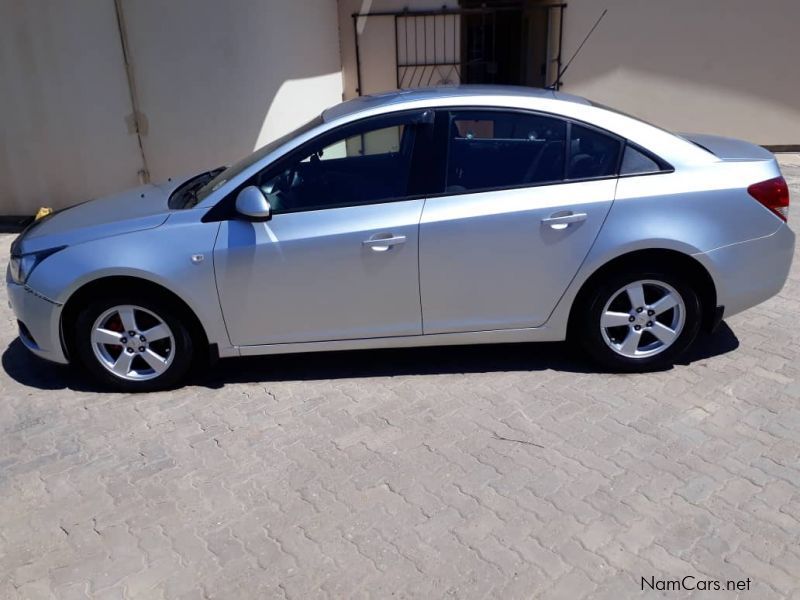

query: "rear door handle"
left=541, top=212, right=587, bottom=230
left=362, top=234, right=407, bottom=251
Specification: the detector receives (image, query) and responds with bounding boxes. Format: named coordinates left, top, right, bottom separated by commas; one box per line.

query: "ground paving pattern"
left=1, top=158, right=799, bottom=598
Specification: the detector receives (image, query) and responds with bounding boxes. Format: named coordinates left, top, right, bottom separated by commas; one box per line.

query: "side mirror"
left=235, top=186, right=272, bottom=221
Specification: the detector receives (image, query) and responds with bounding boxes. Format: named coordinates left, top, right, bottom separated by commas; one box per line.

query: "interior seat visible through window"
left=567, top=124, right=622, bottom=180
left=442, top=110, right=634, bottom=194
left=444, top=110, right=567, bottom=193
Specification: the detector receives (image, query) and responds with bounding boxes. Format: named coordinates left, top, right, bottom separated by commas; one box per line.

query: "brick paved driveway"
left=1, top=159, right=799, bottom=599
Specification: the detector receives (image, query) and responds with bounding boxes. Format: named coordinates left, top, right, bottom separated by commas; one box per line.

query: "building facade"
left=1, top=0, right=798, bottom=215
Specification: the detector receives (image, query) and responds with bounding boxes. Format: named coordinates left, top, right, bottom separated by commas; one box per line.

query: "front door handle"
left=541, top=212, right=588, bottom=230
left=362, top=234, right=407, bottom=252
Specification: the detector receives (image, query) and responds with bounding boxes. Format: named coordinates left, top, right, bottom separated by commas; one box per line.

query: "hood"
left=13, top=179, right=184, bottom=255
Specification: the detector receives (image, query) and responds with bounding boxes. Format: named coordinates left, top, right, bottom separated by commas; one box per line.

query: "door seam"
left=541, top=177, right=620, bottom=326
left=417, top=198, right=427, bottom=334
left=209, top=221, right=236, bottom=348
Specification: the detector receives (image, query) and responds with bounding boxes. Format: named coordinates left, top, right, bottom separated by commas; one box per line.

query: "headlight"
left=8, top=256, right=22, bottom=283
left=8, top=247, right=65, bottom=285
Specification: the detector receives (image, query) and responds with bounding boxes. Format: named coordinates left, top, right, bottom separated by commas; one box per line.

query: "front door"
left=214, top=115, right=428, bottom=346
left=419, top=109, right=620, bottom=333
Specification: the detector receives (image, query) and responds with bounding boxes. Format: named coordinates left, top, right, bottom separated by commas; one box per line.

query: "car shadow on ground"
left=2, top=323, right=740, bottom=393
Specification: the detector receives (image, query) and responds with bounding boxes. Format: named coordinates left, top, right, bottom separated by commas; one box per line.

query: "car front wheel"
left=73, top=293, right=194, bottom=391
left=577, top=270, right=702, bottom=372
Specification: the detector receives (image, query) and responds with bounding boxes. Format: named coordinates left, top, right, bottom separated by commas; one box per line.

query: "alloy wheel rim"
left=599, top=279, right=686, bottom=359
left=91, top=305, right=175, bottom=381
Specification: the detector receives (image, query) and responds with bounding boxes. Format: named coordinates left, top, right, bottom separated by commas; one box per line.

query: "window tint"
left=567, top=124, right=622, bottom=180
left=445, top=111, right=566, bottom=192
left=620, top=144, right=662, bottom=175
left=256, top=123, right=414, bottom=212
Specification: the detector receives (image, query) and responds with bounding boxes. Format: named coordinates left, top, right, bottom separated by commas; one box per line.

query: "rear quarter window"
left=620, top=143, right=673, bottom=175
left=620, top=145, right=661, bottom=175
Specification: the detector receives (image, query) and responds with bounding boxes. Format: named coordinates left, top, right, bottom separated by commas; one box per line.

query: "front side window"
left=194, top=115, right=323, bottom=206
left=445, top=110, right=567, bottom=192
left=255, top=122, right=415, bottom=213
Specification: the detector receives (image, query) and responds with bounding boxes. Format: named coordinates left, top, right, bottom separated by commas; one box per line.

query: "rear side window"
left=439, top=110, right=666, bottom=194
left=445, top=110, right=566, bottom=192
left=620, top=144, right=663, bottom=175
left=567, top=124, right=622, bottom=180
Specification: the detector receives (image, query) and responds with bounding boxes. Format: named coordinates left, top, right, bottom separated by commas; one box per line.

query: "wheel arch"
left=60, top=275, right=212, bottom=362
left=567, top=248, right=718, bottom=338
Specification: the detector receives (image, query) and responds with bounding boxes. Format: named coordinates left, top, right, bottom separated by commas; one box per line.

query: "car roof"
left=322, top=85, right=591, bottom=122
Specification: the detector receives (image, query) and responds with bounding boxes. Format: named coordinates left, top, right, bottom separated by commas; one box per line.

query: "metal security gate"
left=395, top=10, right=462, bottom=89
left=352, top=3, right=567, bottom=96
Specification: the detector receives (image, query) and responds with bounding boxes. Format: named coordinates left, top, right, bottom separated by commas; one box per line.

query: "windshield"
left=191, top=115, right=324, bottom=207
left=168, top=167, right=226, bottom=209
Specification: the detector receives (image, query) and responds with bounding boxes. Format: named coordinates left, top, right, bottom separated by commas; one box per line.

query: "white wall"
left=5, top=0, right=797, bottom=215
left=558, top=0, right=800, bottom=145
left=338, top=0, right=461, bottom=99
left=338, top=0, right=800, bottom=146
left=0, top=0, right=343, bottom=214
left=0, top=1, right=144, bottom=213
left=121, top=0, right=344, bottom=182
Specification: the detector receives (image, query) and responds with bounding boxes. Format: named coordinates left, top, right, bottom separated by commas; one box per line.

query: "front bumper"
left=6, top=280, right=69, bottom=364
left=697, top=223, right=795, bottom=319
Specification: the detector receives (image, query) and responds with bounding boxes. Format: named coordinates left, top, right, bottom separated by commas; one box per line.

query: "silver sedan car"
left=7, top=86, right=794, bottom=391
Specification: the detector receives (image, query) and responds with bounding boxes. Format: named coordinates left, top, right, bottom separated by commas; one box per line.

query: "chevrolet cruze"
left=7, top=86, right=794, bottom=391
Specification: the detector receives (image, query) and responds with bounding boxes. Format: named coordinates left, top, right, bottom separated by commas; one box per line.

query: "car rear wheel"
left=577, top=270, right=701, bottom=371
left=73, top=293, right=194, bottom=391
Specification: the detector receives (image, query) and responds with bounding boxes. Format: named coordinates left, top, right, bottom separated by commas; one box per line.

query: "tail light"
left=748, top=176, right=790, bottom=222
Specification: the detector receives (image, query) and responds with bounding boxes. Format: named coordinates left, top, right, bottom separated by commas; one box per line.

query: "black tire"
left=72, top=291, right=195, bottom=392
left=575, top=268, right=702, bottom=372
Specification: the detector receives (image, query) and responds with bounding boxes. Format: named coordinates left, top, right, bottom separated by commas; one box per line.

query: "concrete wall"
left=558, top=0, right=800, bottom=145
left=122, top=0, right=343, bottom=182
left=4, top=0, right=797, bottom=215
left=338, top=0, right=800, bottom=146
left=0, top=1, right=145, bottom=214
left=338, top=0, right=461, bottom=99
left=0, top=0, right=343, bottom=214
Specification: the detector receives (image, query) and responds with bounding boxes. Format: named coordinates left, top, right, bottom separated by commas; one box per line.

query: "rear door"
left=419, top=110, right=620, bottom=334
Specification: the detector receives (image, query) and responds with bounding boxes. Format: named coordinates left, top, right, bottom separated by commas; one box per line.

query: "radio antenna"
left=551, top=8, right=608, bottom=89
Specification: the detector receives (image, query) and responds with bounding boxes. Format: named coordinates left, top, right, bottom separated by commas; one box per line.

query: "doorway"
left=459, top=0, right=562, bottom=88
left=350, top=1, right=565, bottom=96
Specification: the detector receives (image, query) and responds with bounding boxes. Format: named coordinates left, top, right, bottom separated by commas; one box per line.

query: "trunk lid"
left=680, top=133, right=774, bottom=161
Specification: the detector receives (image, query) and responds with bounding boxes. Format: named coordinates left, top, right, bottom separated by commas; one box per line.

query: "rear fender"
left=545, top=164, right=784, bottom=335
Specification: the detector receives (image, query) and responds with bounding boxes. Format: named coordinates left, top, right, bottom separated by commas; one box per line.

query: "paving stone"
left=0, top=158, right=798, bottom=596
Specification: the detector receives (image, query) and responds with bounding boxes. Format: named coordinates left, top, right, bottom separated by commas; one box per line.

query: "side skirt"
left=231, top=326, right=564, bottom=358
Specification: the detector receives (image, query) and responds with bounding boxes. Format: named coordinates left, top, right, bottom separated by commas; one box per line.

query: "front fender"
left=26, top=211, right=231, bottom=352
